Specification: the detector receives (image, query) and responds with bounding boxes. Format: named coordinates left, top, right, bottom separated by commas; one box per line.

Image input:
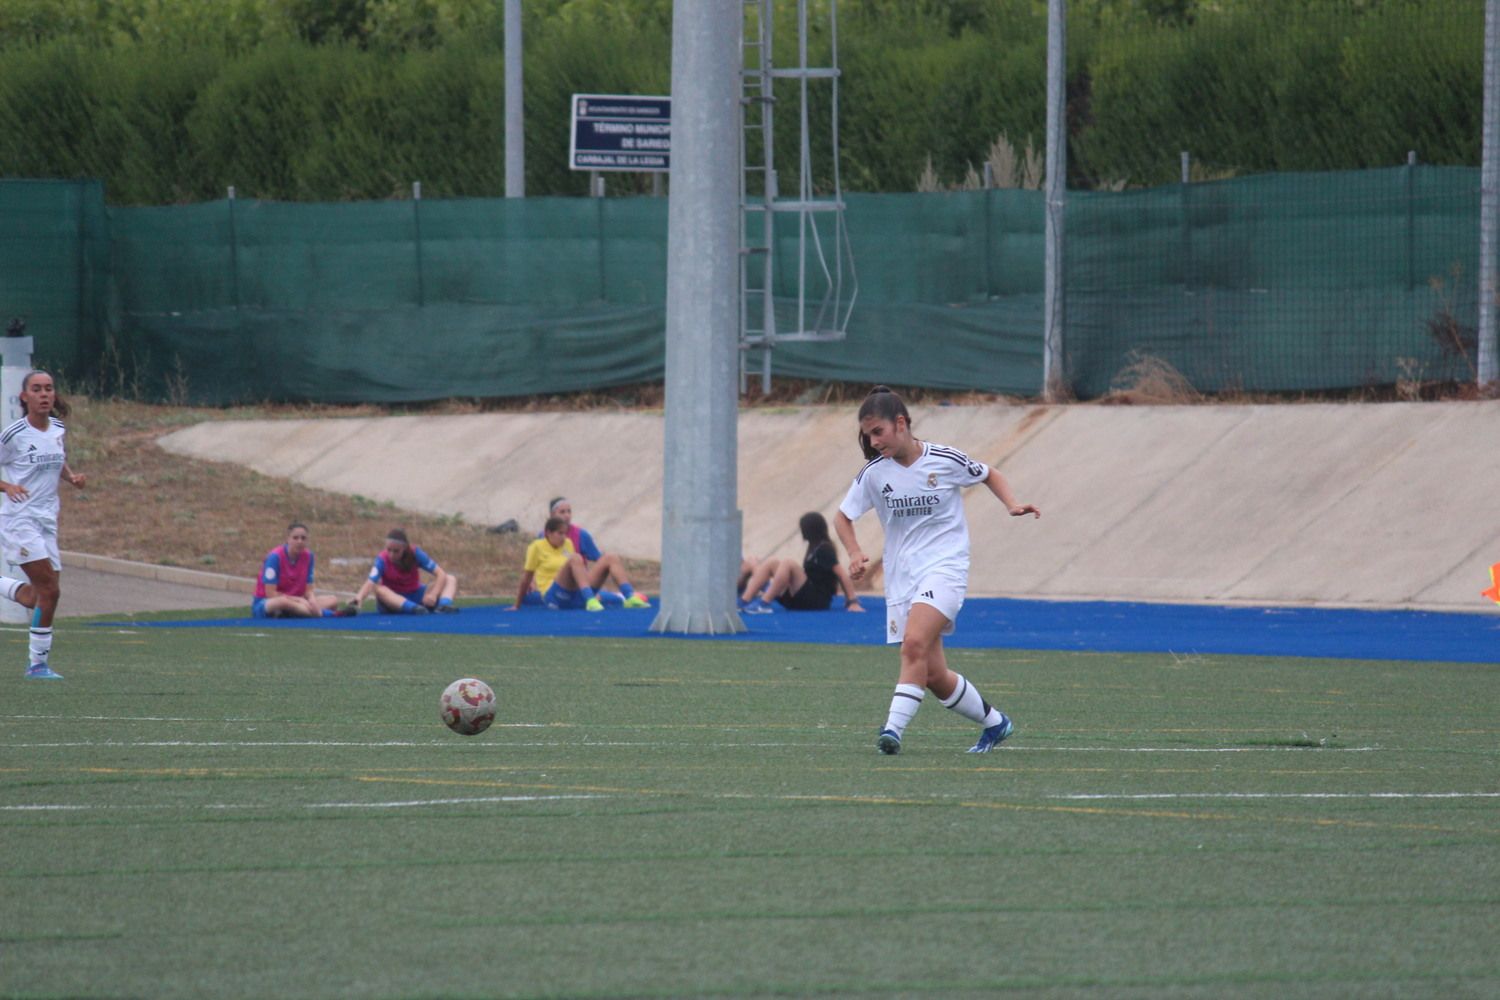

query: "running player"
left=0, top=371, right=87, bottom=679
left=253, top=522, right=347, bottom=618
left=834, top=385, right=1039, bottom=754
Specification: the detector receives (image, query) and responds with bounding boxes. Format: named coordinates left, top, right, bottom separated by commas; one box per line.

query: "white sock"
left=941, top=673, right=1004, bottom=728
left=882, top=683, right=926, bottom=736
left=0, top=576, right=24, bottom=604
left=29, top=626, right=53, bottom=668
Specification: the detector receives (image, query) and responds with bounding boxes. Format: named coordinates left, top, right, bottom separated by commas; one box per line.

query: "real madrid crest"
left=926, top=472, right=937, bottom=488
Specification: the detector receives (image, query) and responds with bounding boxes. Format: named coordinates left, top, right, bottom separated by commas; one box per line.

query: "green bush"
left=0, top=0, right=1482, bottom=202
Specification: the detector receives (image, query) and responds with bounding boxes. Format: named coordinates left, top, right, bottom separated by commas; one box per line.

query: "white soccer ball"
left=440, top=678, right=496, bottom=736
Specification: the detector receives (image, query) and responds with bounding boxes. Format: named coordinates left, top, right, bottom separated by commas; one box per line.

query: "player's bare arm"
left=0, top=480, right=27, bottom=501
left=352, top=579, right=375, bottom=608
left=62, top=464, right=85, bottom=489
left=422, top=568, right=445, bottom=608
left=834, top=563, right=865, bottom=611
left=507, top=569, right=535, bottom=611
left=984, top=468, right=1039, bottom=518
left=834, top=511, right=869, bottom=580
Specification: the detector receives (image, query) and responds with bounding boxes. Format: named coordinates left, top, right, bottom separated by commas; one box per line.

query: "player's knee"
left=901, top=632, right=938, bottom=664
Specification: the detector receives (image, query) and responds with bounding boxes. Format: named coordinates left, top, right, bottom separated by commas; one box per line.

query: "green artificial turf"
left=2, top=624, right=1497, bottom=998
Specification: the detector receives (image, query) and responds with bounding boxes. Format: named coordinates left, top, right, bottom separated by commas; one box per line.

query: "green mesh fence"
left=1, top=170, right=1487, bottom=403
left=1066, top=166, right=1481, bottom=397
left=107, top=188, right=1048, bottom=403
left=0, top=179, right=109, bottom=377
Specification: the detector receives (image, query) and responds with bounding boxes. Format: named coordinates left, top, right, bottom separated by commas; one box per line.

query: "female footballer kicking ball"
left=834, top=386, right=1039, bottom=754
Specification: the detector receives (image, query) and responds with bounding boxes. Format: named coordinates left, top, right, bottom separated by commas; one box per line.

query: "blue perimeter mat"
left=108, top=597, right=1500, bottom=664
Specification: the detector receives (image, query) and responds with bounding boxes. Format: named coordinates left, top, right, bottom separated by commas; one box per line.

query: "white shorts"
left=884, top=574, right=966, bottom=645
left=2, top=516, right=60, bottom=571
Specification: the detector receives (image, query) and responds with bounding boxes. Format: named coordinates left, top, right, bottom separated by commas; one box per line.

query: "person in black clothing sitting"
left=740, top=512, right=865, bottom=614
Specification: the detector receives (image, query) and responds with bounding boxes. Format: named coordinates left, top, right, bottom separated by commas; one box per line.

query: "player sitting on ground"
left=508, top=515, right=613, bottom=611
left=253, top=522, right=350, bottom=619
left=741, top=511, right=864, bottom=614
left=542, top=497, right=649, bottom=607
left=351, top=528, right=459, bottom=614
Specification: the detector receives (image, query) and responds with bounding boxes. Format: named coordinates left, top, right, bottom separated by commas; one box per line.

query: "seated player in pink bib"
left=351, top=527, right=459, bottom=614
left=252, top=522, right=347, bottom=618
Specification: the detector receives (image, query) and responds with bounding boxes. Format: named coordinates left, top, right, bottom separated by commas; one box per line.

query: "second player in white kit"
left=0, top=371, right=87, bottom=680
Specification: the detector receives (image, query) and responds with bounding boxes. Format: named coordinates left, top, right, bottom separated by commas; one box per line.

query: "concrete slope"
left=158, top=401, right=1500, bottom=611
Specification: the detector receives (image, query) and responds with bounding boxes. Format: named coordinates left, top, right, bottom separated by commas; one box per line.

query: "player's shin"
left=882, top=683, right=925, bottom=737
left=28, top=625, right=53, bottom=669
left=940, top=672, right=1005, bottom=728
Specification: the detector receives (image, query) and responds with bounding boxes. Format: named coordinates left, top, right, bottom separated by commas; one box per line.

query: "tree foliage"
left=0, top=0, right=1481, bottom=202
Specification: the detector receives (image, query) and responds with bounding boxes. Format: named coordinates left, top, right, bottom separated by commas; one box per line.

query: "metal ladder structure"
left=739, top=0, right=857, bottom=395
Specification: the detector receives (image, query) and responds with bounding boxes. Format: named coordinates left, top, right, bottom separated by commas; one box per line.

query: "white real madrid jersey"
left=839, top=441, right=989, bottom=604
left=0, top=416, right=67, bottom=524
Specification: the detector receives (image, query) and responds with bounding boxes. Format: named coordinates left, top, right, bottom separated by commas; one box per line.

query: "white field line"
left=0, top=739, right=1384, bottom=752
left=3, top=740, right=459, bottom=748
left=0, top=794, right=607, bottom=813
left=97, top=630, right=417, bottom=642
left=1053, top=792, right=1500, bottom=801
left=6, top=789, right=1497, bottom=816
left=2, top=716, right=557, bottom=726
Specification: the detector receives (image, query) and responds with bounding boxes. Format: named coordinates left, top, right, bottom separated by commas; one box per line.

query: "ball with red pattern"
left=440, top=677, right=497, bottom=736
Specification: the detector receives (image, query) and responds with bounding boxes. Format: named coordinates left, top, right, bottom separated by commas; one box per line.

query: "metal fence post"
left=1042, top=0, right=1067, bottom=401
left=504, top=0, right=525, bottom=199
left=1479, top=0, right=1499, bottom=386
left=1405, top=151, right=1418, bottom=293
left=227, top=186, right=241, bottom=311
left=412, top=181, right=426, bottom=307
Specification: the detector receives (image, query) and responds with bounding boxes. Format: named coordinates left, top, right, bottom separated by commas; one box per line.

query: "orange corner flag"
left=1483, top=563, right=1500, bottom=604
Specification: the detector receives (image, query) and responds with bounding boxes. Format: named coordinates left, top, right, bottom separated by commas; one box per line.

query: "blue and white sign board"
left=569, top=94, right=671, bottom=172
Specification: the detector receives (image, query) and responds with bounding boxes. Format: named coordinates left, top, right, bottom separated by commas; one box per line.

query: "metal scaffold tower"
left=740, top=0, right=857, bottom=394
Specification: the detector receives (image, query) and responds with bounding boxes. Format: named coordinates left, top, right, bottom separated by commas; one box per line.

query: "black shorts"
left=777, top=584, right=835, bottom=611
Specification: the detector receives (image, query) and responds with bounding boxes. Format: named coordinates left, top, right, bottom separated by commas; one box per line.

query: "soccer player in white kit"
left=835, top=386, right=1039, bottom=754
left=0, top=371, right=87, bottom=679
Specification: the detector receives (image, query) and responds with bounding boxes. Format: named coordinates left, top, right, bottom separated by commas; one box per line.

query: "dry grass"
left=1096, top=351, right=1493, bottom=406
left=59, top=397, right=656, bottom=600
left=1099, top=352, right=1204, bottom=405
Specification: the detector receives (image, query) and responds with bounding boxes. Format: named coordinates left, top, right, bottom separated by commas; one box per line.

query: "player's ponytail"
left=855, top=385, right=910, bottom=459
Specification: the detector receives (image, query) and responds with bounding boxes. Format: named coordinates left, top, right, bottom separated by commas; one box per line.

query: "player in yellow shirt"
left=507, top=516, right=605, bottom=611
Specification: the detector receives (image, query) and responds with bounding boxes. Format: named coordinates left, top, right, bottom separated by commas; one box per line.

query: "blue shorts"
left=377, top=585, right=427, bottom=613
left=251, top=598, right=268, bottom=618
left=543, top=582, right=587, bottom=610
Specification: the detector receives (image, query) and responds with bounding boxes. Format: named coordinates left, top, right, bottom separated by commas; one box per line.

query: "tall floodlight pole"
left=1042, top=0, right=1067, bottom=401
left=651, top=2, right=746, bottom=635
left=1480, top=0, right=1499, bottom=386
left=504, top=0, right=524, bottom=198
